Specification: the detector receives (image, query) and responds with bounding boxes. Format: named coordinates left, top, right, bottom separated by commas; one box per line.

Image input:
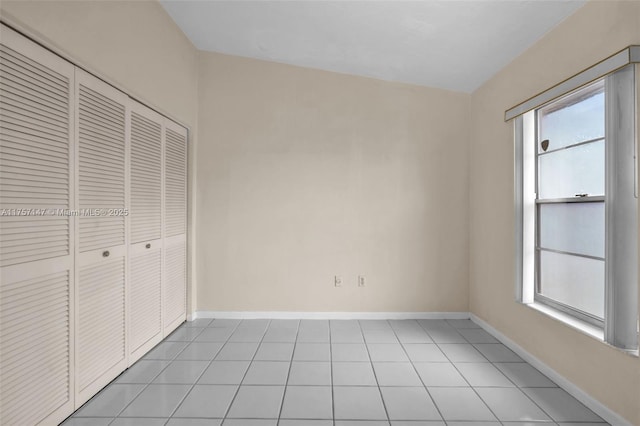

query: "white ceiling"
left=160, top=0, right=585, bottom=93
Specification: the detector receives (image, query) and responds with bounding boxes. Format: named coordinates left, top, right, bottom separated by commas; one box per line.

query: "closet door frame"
left=128, top=100, right=165, bottom=364
left=0, top=24, right=76, bottom=426
left=73, top=68, right=130, bottom=407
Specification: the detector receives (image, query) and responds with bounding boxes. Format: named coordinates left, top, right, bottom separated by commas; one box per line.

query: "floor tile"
left=280, top=421, right=333, bottom=426
left=555, top=423, right=608, bottom=426
left=363, top=329, right=399, bottom=343
left=110, top=419, right=167, bottom=426
left=360, top=320, right=392, bottom=330
left=331, top=328, right=365, bottom=343
left=262, top=327, right=298, bottom=342
left=403, top=344, right=448, bottom=362
left=445, top=423, right=499, bottom=426
left=229, top=327, right=266, bottom=342
left=176, top=342, right=224, bottom=360
left=280, top=386, right=333, bottom=419
left=167, top=419, right=222, bottom=426
left=62, top=418, right=113, bottom=426
left=166, top=327, right=205, bottom=341
left=393, top=329, right=433, bottom=344
left=417, top=320, right=451, bottom=330
left=215, top=342, right=259, bottom=360
left=144, top=342, right=188, bottom=360
left=332, top=343, right=370, bottom=361
left=458, top=329, right=499, bottom=344
left=438, top=344, right=488, bottom=362
left=494, top=363, right=557, bottom=387
left=337, top=422, right=390, bottom=426
left=373, top=363, right=422, bottom=386
left=297, top=328, right=330, bottom=342
left=173, top=385, right=237, bottom=418
left=74, top=384, right=145, bottom=417
left=269, top=319, right=299, bottom=329
left=454, top=362, right=514, bottom=387
left=243, top=361, right=290, bottom=385
left=226, top=385, right=285, bottom=418
left=381, top=387, right=441, bottom=420
left=333, top=386, right=387, bottom=420
left=390, top=422, right=447, bottom=426
left=153, top=360, right=209, bottom=384
left=476, top=387, right=552, bottom=422
left=424, top=328, right=466, bottom=344
left=473, top=344, right=522, bottom=362
left=446, top=319, right=481, bottom=329
left=413, top=363, right=467, bottom=387
left=223, top=420, right=276, bottom=426
left=288, top=361, right=331, bottom=385
left=184, top=318, right=213, bottom=328
left=196, top=328, right=235, bottom=342
left=116, top=360, right=169, bottom=383
left=254, top=342, right=295, bottom=361
left=522, top=388, right=603, bottom=422
left=294, top=343, right=331, bottom=361
left=198, top=361, right=250, bottom=384
left=210, top=319, right=241, bottom=328
left=428, top=387, right=497, bottom=421
left=367, top=344, right=409, bottom=362
left=238, top=319, right=271, bottom=330
left=120, top=384, right=191, bottom=417
left=333, top=362, right=377, bottom=386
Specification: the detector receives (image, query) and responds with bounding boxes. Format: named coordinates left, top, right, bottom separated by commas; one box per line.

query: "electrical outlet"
left=334, top=276, right=343, bottom=287
left=358, top=275, right=366, bottom=287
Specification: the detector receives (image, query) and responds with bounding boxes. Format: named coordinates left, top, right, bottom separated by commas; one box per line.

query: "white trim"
left=193, top=311, right=470, bottom=320
left=505, top=46, right=639, bottom=121
left=470, top=313, right=633, bottom=426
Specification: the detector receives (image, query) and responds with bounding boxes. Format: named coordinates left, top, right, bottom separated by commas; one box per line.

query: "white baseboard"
left=194, top=311, right=470, bottom=320
left=470, top=313, right=631, bottom=426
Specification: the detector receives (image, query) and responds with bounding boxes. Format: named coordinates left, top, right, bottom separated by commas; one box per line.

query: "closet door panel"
left=0, top=24, right=75, bottom=426
left=128, top=102, right=163, bottom=363
left=163, top=120, right=187, bottom=335
left=74, top=69, right=128, bottom=406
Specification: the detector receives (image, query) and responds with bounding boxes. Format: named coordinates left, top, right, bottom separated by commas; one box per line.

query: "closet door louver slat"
left=0, top=24, right=75, bottom=426
left=164, top=127, right=187, bottom=237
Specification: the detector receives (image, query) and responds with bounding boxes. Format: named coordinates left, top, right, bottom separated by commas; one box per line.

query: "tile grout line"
left=105, top=323, right=212, bottom=424
left=219, top=318, right=272, bottom=423
left=275, top=319, right=302, bottom=425
left=389, top=319, right=447, bottom=423
left=164, top=319, right=245, bottom=422
left=357, top=319, right=391, bottom=424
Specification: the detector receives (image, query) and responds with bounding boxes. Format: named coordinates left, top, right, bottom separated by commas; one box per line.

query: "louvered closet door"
left=74, top=69, right=129, bottom=406
left=163, top=120, right=187, bottom=335
left=0, top=25, right=75, bottom=426
left=128, top=101, right=163, bottom=363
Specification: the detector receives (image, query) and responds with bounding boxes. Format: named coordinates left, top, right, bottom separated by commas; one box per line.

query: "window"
left=535, top=81, right=605, bottom=326
left=513, top=58, right=639, bottom=352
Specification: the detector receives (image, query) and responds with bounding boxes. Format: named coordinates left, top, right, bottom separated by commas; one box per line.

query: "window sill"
left=522, top=301, right=639, bottom=358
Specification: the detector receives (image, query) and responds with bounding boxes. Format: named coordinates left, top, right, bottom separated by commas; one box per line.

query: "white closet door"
left=74, top=69, right=129, bottom=406
left=128, top=102, right=163, bottom=363
left=0, top=25, right=76, bottom=426
left=163, top=120, right=187, bottom=335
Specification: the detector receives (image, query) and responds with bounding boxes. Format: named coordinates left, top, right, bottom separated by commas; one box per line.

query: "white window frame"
left=512, top=49, right=639, bottom=352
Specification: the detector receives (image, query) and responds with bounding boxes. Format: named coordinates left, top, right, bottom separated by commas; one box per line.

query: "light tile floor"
left=63, top=319, right=609, bottom=426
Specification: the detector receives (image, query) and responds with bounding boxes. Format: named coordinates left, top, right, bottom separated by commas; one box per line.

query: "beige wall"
left=0, top=0, right=200, bottom=315
left=469, top=1, right=640, bottom=424
left=197, top=51, right=470, bottom=312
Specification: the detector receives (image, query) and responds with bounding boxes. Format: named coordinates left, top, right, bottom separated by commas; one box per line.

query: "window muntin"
left=534, top=80, right=605, bottom=324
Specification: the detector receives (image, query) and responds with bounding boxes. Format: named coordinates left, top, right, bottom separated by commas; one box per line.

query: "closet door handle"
left=102, top=250, right=110, bottom=258
left=146, top=243, right=151, bottom=249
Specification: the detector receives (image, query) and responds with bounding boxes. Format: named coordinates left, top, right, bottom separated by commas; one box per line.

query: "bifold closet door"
left=163, top=120, right=187, bottom=335
left=0, top=25, right=75, bottom=426
left=74, top=69, right=129, bottom=406
left=128, top=101, right=163, bottom=363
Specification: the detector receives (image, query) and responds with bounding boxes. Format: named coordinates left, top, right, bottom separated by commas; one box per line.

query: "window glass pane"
left=538, top=140, right=604, bottom=199
left=539, top=250, right=604, bottom=318
left=539, top=202, right=604, bottom=258
left=539, top=87, right=604, bottom=151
